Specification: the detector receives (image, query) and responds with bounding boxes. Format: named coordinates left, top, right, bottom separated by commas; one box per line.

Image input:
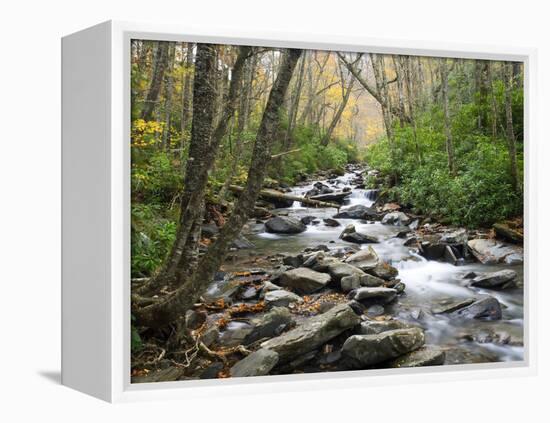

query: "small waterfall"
left=365, top=189, right=379, bottom=201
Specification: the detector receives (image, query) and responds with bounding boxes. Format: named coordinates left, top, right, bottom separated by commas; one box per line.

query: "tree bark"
left=320, top=69, right=354, bottom=146
left=135, top=48, right=303, bottom=329
left=161, top=43, right=176, bottom=151
left=141, top=42, right=169, bottom=122
left=504, top=61, right=520, bottom=192
left=440, top=58, right=456, bottom=176
left=180, top=43, right=194, bottom=148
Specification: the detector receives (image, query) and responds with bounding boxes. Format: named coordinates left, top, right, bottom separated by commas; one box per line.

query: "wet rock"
left=408, top=219, right=419, bottom=230
left=460, top=323, right=523, bottom=346
left=440, top=228, right=468, bottom=244
left=218, top=321, right=254, bottom=347
left=339, top=223, right=356, bottom=238
left=342, top=232, right=379, bottom=244
left=279, top=267, right=332, bottom=294
left=239, top=285, right=260, bottom=300
left=381, top=211, right=411, bottom=226
left=325, top=261, right=366, bottom=282
left=230, top=349, right=279, bottom=377
left=261, top=280, right=282, bottom=292
left=282, top=254, right=304, bottom=268
left=340, top=273, right=386, bottom=292
left=389, top=346, right=446, bottom=368
left=350, top=287, right=398, bottom=304
left=261, top=304, right=361, bottom=363
left=200, top=362, right=225, bottom=379
left=313, top=181, right=333, bottom=193
left=264, top=290, right=304, bottom=307
left=334, top=204, right=378, bottom=219
left=452, top=296, right=502, bottom=320
left=403, top=237, right=418, bottom=247
left=395, top=228, right=412, bottom=238
left=311, top=191, right=352, bottom=203
left=366, top=262, right=399, bottom=281
left=300, top=216, right=317, bottom=226
left=200, top=325, right=220, bottom=347
left=344, top=246, right=379, bottom=270
left=419, top=239, right=446, bottom=260
left=342, top=328, right=425, bottom=368
left=432, top=298, right=475, bottom=314
left=185, top=310, right=207, bottom=330
left=202, top=278, right=241, bottom=303
left=365, top=304, right=386, bottom=317
left=244, top=307, right=295, bottom=345
left=468, top=238, right=524, bottom=265
left=231, top=234, right=255, bottom=249
left=356, top=319, right=410, bottom=335
left=493, top=222, right=523, bottom=244
left=323, top=218, right=341, bottom=227
left=303, top=244, right=330, bottom=253
left=265, top=216, right=306, bottom=234
left=443, top=245, right=462, bottom=265
left=470, top=269, right=517, bottom=290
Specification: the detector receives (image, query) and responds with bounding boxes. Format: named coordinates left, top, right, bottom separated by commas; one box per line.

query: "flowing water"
left=237, top=170, right=524, bottom=365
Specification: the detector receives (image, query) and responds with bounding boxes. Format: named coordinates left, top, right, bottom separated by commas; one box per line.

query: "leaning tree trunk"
left=140, top=45, right=252, bottom=295
left=440, top=58, right=456, bottom=176
left=135, top=48, right=303, bottom=329
left=504, top=61, right=520, bottom=193
left=141, top=42, right=169, bottom=122
left=320, top=75, right=354, bottom=146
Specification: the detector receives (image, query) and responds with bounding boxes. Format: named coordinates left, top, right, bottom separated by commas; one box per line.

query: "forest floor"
left=131, top=163, right=524, bottom=383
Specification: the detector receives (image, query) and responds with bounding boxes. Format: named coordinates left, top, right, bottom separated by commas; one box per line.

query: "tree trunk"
left=141, top=42, right=169, bottom=122
left=440, top=58, right=456, bottom=176
left=135, top=48, right=303, bottom=329
left=320, top=72, right=354, bottom=146
left=504, top=62, right=520, bottom=192
left=180, top=43, right=194, bottom=148
left=161, top=43, right=176, bottom=151
left=488, top=62, right=499, bottom=142
left=404, top=56, right=422, bottom=163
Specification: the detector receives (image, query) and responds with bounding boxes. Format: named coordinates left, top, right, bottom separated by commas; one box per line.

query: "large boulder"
left=340, top=224, right=379, bottom=244
left=381, top=211, right=411, bottom=226
left=230, top=349, right=279, bottom=377
left=265, top=216, right=306, bottom=234
left=356, top=320, right=411, bottom=335
left=325, top=261, right=366, bottom=282
left=344, top=246, right=379, bottom=270
left=244, top=307, right=295, bottom=345
left=349, top=287, right=398, bottom=304
left=334, top=204, right=378, bottom=219
left=323, top=218, right=341, bottom=227
left=470, top=269, right=517, bottom=290
left=468, top=238, right=524, bottom=265
left=366, top=262, right=399, bottom=280
left=264, top=290, right=304, bottom=307
left=388, top=346, right=446, bottom=368
left=452, top=296, right=502, bottom=320
left=342, top=328, right=425, bottom=367
left=279, top=267, right=332, bottom=294
left=261, top=304, right=360, bottom=363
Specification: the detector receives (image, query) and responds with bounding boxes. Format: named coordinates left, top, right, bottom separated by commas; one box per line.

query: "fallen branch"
left=271, top=148, right=301, bottom=158
left=228, top=185, right=340, bottom=208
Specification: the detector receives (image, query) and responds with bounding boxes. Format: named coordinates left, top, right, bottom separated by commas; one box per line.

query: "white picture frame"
left=61, top=20, right=538, bottom=403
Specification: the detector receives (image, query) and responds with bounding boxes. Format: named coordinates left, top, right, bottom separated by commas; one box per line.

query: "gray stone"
left=356, top=320, right=410, bottom=335
left=264, top=290, right=304, bottom=307
left=468, top=238, right=524, bottom=265
left=261, top=304, right=361, bottom=363
left=389, top=346, right=445, bottom=368
left=200, top=325, right=220, bottom=347
left=342, top=328, right=425, bottom=367
left=230, top=349, right=279, bottom=377
left=325, top=261, right=366, bottom=282
left=279, top=267, right=332, bottom=294
left=340, top=273, right=386, bottom=293
left=381, top=211, right=411, bottom=226
left=350, top=287, right=398, bottom=304
left=282, top=254, right=304, bottom=268
left=366, top=262, right=399, bottom=281
left=323, top=218, right=341, bottom=227
left=342, top=232, right=379, bottom=244
left=470, top=269, right=517, bottom=290
left=440, top=229, right=468, bottom=244
left=452, top=296, right=502, bottom=320
left=432, top=298, right=475, bottom=314
left=344, top=246, right=379, bottom=270
left=244, top=307, right=295, bottom=345
left=334, top=204, right=378, bottom=219
left=265, top=216, right=307, bottom=234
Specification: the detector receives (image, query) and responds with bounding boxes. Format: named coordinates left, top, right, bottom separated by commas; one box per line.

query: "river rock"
left=282, top=254, right=304, bottom=268
left=366, top=262, right=399, bottom=280
left=244, top=307, right=295, bottom=345
left=261, top=304, right=361, bottom=363
left=389, top=346, right=446, bottom=368
left=323, top=218, right=341, bottom=227
left=264, top=290, right=304, bottom=307
left=265, top=216, right=306, bottom=234
left=344, top=246, right=379, bottom=270
left=356, top=320, right=411, bottom=335
left=230, top=349, right=280, bottom=377
left=349, top=287, right=398, bottom=304
left=342, top=232, right=379, bottom=244
left=325, top=261, right=366, bottom=282
left=381, top=211, right=411, bottom=226
left=340, top=273, right=386, bottom=292
left=440, top=228, right=468, bottom=244
left=279, top=267, right=332, bottom=294
left=468, top=238, right=524, bottom=265
left=334, top=204, right=378, bottom=219
left=452, top=296, right=502, bottom=320
left=432, top=298, right=475, bottom=314
left=470, top=269, right=517, bottom=290
left=342, top=328, right=425, bottom=367
left=311, top=191, right=352, bottom=203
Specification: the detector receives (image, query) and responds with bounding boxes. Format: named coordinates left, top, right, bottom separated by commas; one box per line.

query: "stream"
left=235, top=169, right=524, bottom=365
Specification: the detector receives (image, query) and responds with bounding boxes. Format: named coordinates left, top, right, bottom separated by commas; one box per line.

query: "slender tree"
left=504, top=61, right=520, bottom=192
left=141, top=42, right=169, bottom=121
left=440, top=57, right=456, bottom=176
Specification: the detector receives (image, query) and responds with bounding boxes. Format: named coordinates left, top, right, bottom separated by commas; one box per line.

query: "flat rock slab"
left=342, top=328, right=425, bottom=367
left=261, top=304, right=360, bottom=363
left=350, top=287, right=398, bottom=304
left=334, top=204, right=378, bottom=219
left=244, top=307, right=295, bottom=345
left=468, top=238, right=524, bottom=265
left=389, top=346, right=446, bottom=368
left=356, top=320, right=411, bottom=335
left=432, top=298, right=475, bottom=314
left=264, top=290, right=303, bottom=307
left=452, top=296, right=502, bottom=320
left=279, top=267, right=331, bottom=294
left=230, top=349, right=279, bottom=377
left=381, top=211, right=411, bottom=226
left=325, top=261, right=366, bottom=282
left=344, top=246, right=379, bottom=270
left=470, top=269, right=517, bottom=290
left=341, top=273, right=387, bottom=292
left=342, top=232, right=379, bottom=244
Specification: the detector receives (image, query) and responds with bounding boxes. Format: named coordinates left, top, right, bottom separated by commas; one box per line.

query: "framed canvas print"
left=61, top=21, right=537, bottom=402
